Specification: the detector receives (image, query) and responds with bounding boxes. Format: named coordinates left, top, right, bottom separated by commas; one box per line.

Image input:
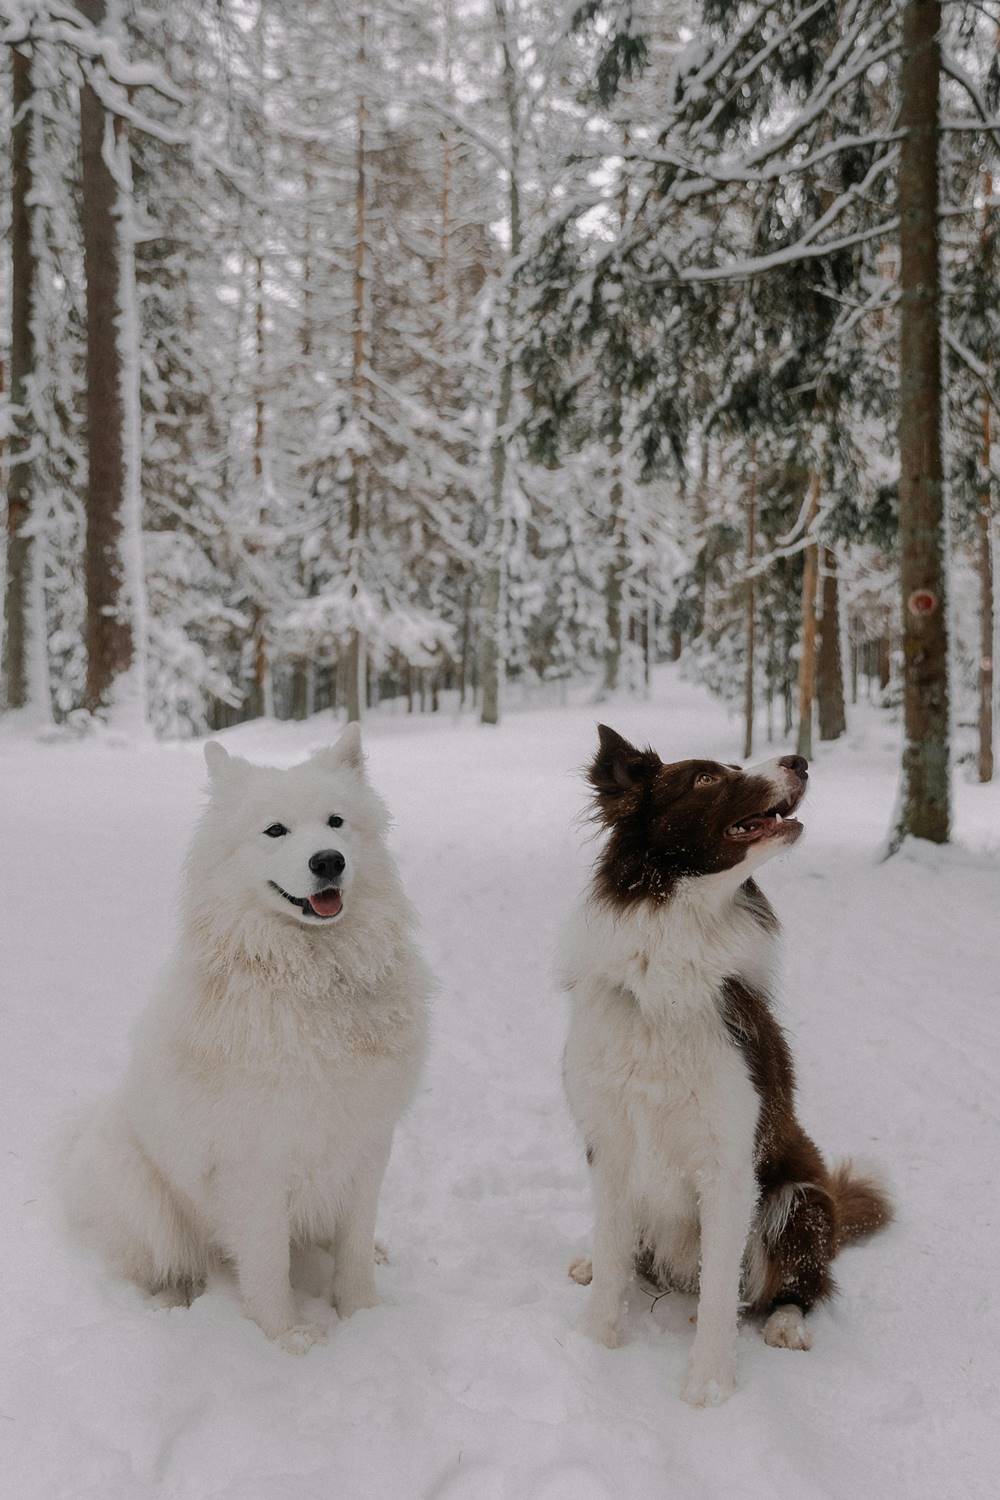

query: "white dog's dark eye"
left=695, top=772, right=718, bottom=788
left=328, top=815, right=343, bottom=829
left=263, top=823, right=289, bottom=838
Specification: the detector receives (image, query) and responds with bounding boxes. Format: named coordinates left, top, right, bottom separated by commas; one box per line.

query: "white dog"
left=63, top=725, right=431, bottom=1351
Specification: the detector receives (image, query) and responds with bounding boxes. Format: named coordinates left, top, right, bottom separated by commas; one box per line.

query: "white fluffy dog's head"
left=190, top=724, right=392, bottom=934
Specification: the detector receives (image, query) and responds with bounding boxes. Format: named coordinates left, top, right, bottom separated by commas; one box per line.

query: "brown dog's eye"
left=694, top=772, right=719, bottom=788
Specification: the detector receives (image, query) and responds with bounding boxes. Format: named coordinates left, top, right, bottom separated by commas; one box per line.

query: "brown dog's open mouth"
left=725, top=809, right=801, bottom=843
left=725, top=788, right=805, bottom=843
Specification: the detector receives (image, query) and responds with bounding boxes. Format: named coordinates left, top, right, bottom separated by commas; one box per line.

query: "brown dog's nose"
left=779, top=755, right=808, bottom=778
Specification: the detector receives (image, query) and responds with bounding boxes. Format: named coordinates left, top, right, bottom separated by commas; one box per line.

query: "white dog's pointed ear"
left=204, top=740, right=252, bottom=785
left=311, top=722, right=364, bottom=774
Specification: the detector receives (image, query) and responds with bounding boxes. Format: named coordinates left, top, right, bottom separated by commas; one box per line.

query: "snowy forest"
left=6, top=7, right=1000, bottom=1492
left=1, top=0, right=998, bottom=842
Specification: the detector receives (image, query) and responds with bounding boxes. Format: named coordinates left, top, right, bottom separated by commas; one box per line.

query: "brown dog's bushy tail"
left=831, top=1160, right=893, bottom=1248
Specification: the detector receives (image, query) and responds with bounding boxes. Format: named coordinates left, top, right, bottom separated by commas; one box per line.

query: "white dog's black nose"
left=309, top=849, right=345, bottom=881
left=779, top=755, right=808, bottom=778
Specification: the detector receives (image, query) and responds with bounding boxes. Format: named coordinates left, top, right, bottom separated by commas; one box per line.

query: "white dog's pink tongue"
left=308, top=888, right=343, bottom=918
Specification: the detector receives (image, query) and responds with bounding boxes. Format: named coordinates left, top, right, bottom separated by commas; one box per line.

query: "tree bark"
left=979, top=397, right=995, bottom=783
left=850, top=634, right=859, bottom=705
left=817, top=547, right=847, bottom=740
left=3, top=44, right=49, bottom=719
left=79, top=2, right=148, bottom=725
left=247, top=249, right=269, bottom=720
left=893, top=0, right=949, bottom=845
left=795, top=473, right=821, bottom=759
left=878, top=636, right=891, bottom=693
left=479, top=0, right=522, bottom=726
left=691, top=433, right=710, bottom=640
left=345, top=11, right=369, bottom=725
left=458, top=581, right=472, bottom=707
left=978, top=170, right=995, bottom=785
left=743, top=442, right=757, bottom=759
left=600, top=406, right=625, bottom=697
left=600, top=133, right=631, bottom=699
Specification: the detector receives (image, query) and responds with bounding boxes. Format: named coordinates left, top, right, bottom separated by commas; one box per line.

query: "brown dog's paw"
left=762, top=1305, right=812, bottom=1350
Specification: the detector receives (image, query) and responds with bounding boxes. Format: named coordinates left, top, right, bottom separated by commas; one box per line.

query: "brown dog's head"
left=588, top=724, right=807, bottom=907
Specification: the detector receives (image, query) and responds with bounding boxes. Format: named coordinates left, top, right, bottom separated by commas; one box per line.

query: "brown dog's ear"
left=589, top=724, right=661, bottom=798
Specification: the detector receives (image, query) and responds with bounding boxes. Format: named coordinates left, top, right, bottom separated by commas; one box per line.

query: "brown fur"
left=830, top=1161, right=894, bottom=1248
left=721, top=976, right=841, bottom=1313
left=588, top=725, right=799, bottom=908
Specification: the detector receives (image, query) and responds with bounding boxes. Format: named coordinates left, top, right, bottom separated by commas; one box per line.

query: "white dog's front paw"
left=568, top=1256, right=593, bottom=1286
left=275, top=1322, right=326, bottom=1355
left=333, top=1286, right=379, bottom=1319
left=682, top=1358, right=736, bottom=1407
left=762, top=1304, right=812, bottom=1350
left=580, top=1303, right=621, bottom=1349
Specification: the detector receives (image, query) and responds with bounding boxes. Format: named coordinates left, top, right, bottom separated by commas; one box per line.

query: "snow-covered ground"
left=3, top=668, right=999, bottom=1500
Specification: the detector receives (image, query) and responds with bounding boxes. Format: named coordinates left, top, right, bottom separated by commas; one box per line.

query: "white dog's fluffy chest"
left=126, top=948, right=428, bottom=1240
left=561, top=888, right=773, bottom=1214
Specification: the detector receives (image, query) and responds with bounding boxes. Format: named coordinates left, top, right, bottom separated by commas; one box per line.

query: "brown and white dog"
left=560, top=725, right=890, bottom=1406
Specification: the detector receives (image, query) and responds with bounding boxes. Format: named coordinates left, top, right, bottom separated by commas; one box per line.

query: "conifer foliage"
left=1, top=1, right=997, bottom=838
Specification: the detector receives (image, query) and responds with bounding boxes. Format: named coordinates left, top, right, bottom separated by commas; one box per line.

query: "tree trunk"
left=479, top=0, right=522, bottom=726
left=817, top=547, right=847, bottom=740
left=878, top=636, right=891, bottom=693
left=79, top=3, right=148, bottom=727
left=743, top=442, right=757, bottom=759
left=692, top=433, right=710, bottom=639
left=600, top=136, right=631, bottom=700
left=290, top=662, right=307, bottom=720
left=783, top=611, right=796, bottom=737
left=3, top=44, right=49, bottom=720
left=850, top=635, right=859, bottom=705
left=979, top=397, right=995, bottom=783
left=893, top=0, right=949, bottom=845
left=458, top=581, right=472, bottom=708
left=345, top=12, right=369, bottom=725
left=795, top=473, right=821, bottom=759
left=978, top=171, right=995, bottom=785
left=247, top=249, right=271, bottom=719
left=600, top=411, right=625, bottom=698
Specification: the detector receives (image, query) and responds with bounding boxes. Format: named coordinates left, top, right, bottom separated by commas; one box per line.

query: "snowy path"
left=3, top=670, right=999, bottom=1500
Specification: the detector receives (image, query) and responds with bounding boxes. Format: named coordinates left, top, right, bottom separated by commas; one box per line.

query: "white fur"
left=762, top=1303, right=812, bottom=1350
left=62, top=726, right=431, bottom=1348
left=561, top=782, right=795, bottom=1406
